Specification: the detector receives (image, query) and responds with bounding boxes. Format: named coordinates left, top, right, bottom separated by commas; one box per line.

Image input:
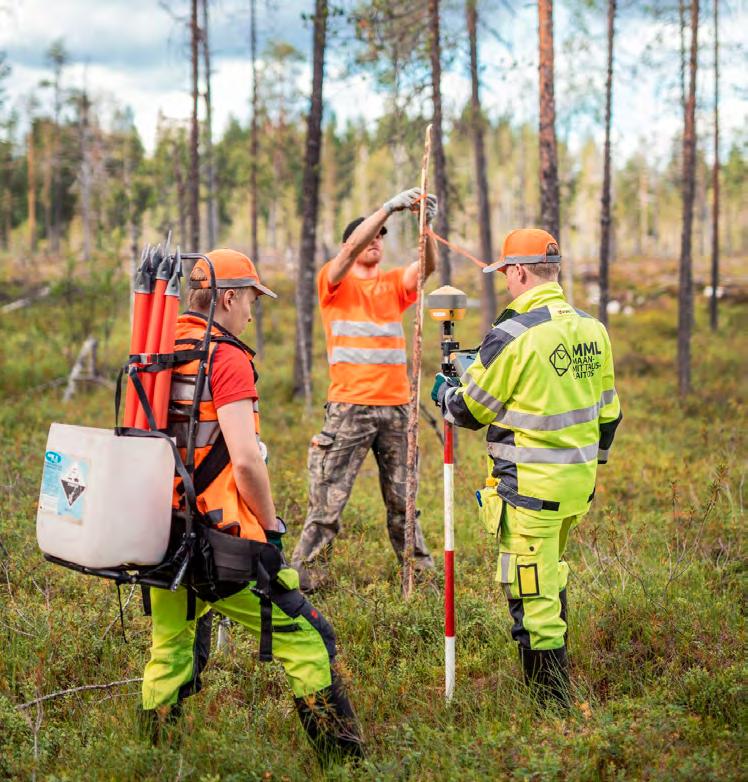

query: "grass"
left=0, top=257, right=745, bottom=780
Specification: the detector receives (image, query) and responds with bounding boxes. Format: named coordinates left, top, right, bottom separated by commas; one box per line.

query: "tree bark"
left=679, top=0, right=687, bottom=111
left=599, top=0, right=616, bottom=327
left=538, top=0, right=560, bottom=242
left=27, top=126, right=36, bottom=252
left=202, top=0, right=217, bottom=249
left=678, top=0, right=699, bottom=396
left=710, top=0, right=719, bottom=332
left=51, top=67, right=63, bottom=254
left=79, top=90, right=92, bottom=262
left=293, top=0, right=327, bottom=400
left=467, top=0, right=495, bottom=331
left=250, top=0, right=265, bottom=358
left=189, top=0, right=201, bottom=251
left=42, top=125, right=52, bottom=246
left=430, top=0, right=450, bottom=285
left=174, top=140, right=187, bottom=249
left=403, top=124, right=432, bottom=599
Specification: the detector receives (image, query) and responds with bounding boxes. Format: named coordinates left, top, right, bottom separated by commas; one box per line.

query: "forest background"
left=0, top=0, right=746, bottom=780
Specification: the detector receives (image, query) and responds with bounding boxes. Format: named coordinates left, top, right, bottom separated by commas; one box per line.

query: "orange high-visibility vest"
left=318, top=262, right=417, bottom=406
left=168, top=313, right=266, bottom=542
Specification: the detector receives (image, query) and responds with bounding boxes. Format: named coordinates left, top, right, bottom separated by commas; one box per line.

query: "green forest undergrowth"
left=0, top=266, right=745, bottom=781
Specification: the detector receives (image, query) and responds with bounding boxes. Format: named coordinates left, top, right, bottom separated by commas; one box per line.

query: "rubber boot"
left=519, top=646, right=571, bottom=710
left=137, top=702, right=183, bottom=746
left=559, top=588, right=569, bottom=647
left=294, top=670, right=365, bottom=767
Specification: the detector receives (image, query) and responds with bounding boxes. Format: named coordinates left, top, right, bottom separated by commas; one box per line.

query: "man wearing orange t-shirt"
left=292, top=187, right=438, bottom=591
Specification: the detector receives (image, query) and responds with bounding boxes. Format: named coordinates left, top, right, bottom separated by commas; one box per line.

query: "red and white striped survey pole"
left=443, top=419, right=455, bottom=700
left=427, top=285, right=468, bottom=703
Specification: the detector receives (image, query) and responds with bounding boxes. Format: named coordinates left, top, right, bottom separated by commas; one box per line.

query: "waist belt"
left=498, top=484, right=560, bottom=513
left=197, top=526, right=282, bottom=662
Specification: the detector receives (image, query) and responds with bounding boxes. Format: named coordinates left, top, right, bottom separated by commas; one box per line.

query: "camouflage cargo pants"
left=292, top=402, right=434, bottom=586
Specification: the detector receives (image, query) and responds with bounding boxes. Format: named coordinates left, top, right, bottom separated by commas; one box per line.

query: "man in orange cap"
left=292, top=188, right=438, bottom=592
left=432, top=229, right=622, bottom=708
left=141, top=249, right=364, bottom=765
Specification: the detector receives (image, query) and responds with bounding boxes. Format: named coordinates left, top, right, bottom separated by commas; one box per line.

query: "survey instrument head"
left=191, top=249, right=278, bottom=299
left=427, top=285, right=467, bottom=322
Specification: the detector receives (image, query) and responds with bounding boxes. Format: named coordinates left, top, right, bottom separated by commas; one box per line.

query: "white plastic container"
left=37, top=423, right=176, bottom=569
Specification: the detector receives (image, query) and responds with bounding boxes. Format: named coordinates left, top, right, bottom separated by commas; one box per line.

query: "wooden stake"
left=403, top=124, right=432, bottom=599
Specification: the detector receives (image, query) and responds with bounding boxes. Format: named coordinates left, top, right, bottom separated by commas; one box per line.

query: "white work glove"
left=424, top=194, right=438, bottom=224
left=383, top=187, right=423, bottom=216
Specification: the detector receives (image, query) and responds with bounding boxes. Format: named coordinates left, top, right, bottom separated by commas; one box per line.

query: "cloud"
left=0, top=0, right=745, bottom=160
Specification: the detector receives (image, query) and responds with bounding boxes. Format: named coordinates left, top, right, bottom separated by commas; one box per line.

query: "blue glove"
left=431, top=372, right=458, bottom=406
left=266, top=517, right=287, bottom=551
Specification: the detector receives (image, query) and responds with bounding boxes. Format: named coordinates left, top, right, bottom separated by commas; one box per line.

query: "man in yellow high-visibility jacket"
left=432, top=228, right=622, bottom=707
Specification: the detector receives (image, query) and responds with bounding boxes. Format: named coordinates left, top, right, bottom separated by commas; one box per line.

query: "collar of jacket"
left=504, top=282, right=566, bottom=316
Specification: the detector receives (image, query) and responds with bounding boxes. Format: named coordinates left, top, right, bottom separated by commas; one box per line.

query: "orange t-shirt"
left=318, top=262, right=417, bottom=405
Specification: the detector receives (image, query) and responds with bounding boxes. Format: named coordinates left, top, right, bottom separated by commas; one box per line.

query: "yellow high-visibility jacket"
left=443, top=282, right=622, bottom=519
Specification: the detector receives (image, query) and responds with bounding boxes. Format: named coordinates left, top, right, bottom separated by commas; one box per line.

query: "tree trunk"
left=250, top=0, right=265, bottom=358
left=42, top=126, right=52, bottom=249
left=202, top=0, right=217, bottom=249
left=430, top=0, right=450, bottom=285
left=538, top=0, right=560, bottom=242
left=189, top=0, right=200, bottom=251
left=51, top=83, right=62, bottom=254
left=679, top=0, right=687, bottom=110
left=467, top=0, right=495, bottom=331
left=27, top=126, right=37, bottom=252
left=598, top=0, right=616, bottom=327
left=638, top=161, right=648, bottom=256
left=293, top=0, right=327, bottom=400
left=710, top=0, right=719, bottom=332
left=678, top=0, right=699, bottom=397
left=79, top=91, right=92, bottom=262
left=174, top=141, right=187, bottom=249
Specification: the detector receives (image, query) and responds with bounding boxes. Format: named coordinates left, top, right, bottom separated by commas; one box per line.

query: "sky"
left=1, top=0, right=746, bottom=165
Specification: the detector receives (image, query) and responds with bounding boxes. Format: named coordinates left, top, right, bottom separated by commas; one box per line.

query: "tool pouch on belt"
left=475, top=484, right=503, bottom=538
left=195, top=526, right=283, bottom=662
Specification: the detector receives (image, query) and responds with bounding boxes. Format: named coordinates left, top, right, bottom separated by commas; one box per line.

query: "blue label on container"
left=39, top=452, right=89, bottom=522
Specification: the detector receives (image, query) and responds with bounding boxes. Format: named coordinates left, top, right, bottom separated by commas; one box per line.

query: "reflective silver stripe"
left=329, top=347, right=406, bottom=365
left=169, top=420, right=220, bottom=449
left=496, top=319, right=528, bottom=339
left=487, top=441, right=599, bottom=464
left=498, top=403, right=598, bottom=431
left=601, top=388, right=617, bottom=405
left=598, top=447, right=610, bottom=461
left=500, top=552, right=512, bottom=583
left=171, top=379, right=212, bottom=401
left=496, top=390, right=619, bottom=432
left=504, top=254, right=561, bottom=264
left=195, top=421, right=221, bottom=448
left=330, top=320, right=404, bottom=338
left=443, top=386, right=457, bottom=424
left=464, top=378, right=505, bottom=414
left=252, top=400, right=259, bottom=412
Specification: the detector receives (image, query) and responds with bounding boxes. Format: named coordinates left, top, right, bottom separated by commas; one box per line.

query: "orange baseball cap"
left=483, top=228, right=561, bottom=274
left=190, top=248, right=278, bottom=298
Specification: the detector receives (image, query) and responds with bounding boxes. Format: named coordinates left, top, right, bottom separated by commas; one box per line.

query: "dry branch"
left=17, top=677, right=144, bottom=710
left=0, top=285, right=51, bottom=314
left=62, top=336, right=114, bottom=402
